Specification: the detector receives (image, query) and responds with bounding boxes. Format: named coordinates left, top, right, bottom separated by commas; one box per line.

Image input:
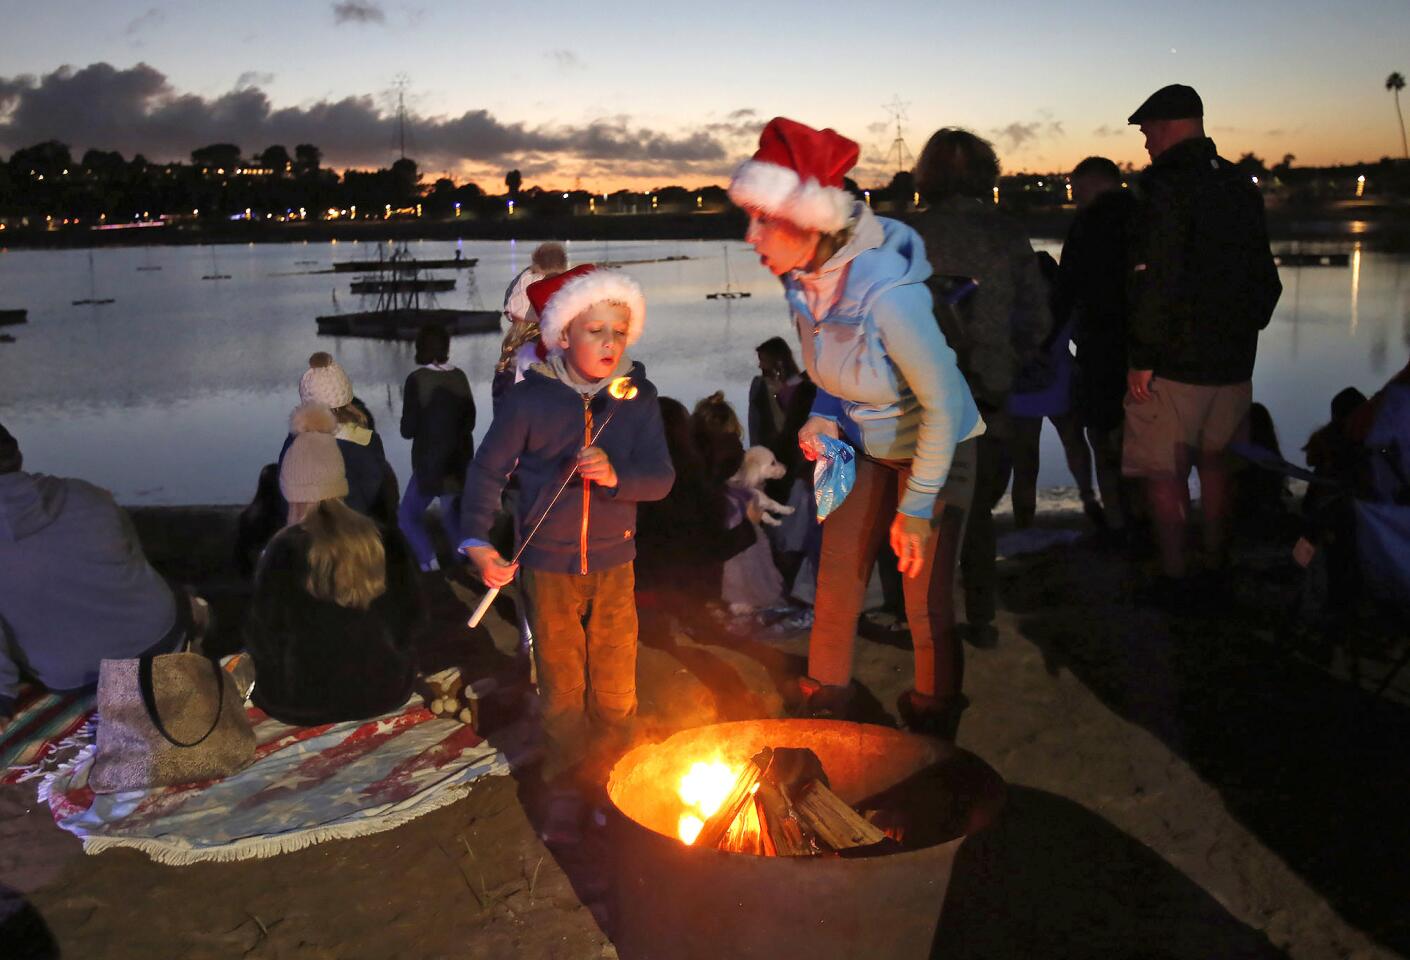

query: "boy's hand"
left=798, top=416, right=840, bottom=461
left=578, top=446, right=618, bottom=488
left=465, top=545, right=518, bottom=589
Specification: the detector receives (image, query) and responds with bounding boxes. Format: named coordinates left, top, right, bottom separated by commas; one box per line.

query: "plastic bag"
left=813, top=434, right=856, bottom=521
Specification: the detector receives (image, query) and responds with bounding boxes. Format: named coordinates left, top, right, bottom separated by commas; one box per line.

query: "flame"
left=608, top=376, right=639, bottom=400
left=676, top=759, right=739, bottom=844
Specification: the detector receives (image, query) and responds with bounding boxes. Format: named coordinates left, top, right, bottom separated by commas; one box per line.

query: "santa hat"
left=728, top=117, right=860, bottom=234
left=529, top=264, right=646, bottom=351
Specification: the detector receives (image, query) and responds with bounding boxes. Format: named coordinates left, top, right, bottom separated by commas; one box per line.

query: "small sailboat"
left=72, top=251, right=116, bottom=306
left=202, top=245, right=231, bottom=281
left=706, top=244, right=751, bottom=300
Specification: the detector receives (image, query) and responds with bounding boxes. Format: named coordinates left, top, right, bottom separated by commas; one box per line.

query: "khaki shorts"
left=1122, top=378, right=1251, bottom=478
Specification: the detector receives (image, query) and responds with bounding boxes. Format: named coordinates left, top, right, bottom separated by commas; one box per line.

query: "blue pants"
left=397, top=474, right=461, bottom=569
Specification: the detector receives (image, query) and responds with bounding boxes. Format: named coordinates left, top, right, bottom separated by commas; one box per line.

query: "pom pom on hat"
left=728, top=117, right=859, bottom=234
left=281, top=402, right=347, bottom=504
left=299, top=352, right=353, bottom=408
left=527, top=264, right=646, bottom=353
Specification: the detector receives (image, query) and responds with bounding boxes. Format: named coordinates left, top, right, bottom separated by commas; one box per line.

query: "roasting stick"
left=466, top=377, right=638, bottom=628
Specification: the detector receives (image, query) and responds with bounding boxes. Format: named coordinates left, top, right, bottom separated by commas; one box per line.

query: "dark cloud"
left=1092, top=124, right=1121, bottom=138
left=331, top=1, right=385, bottom=25
left=236, top=71, right=275, bottom=89
left=990, top=117, right=1064, bottom=154
left=0, top=62, right=730, bottom=176
left=124, top=6, right=165, bottom=37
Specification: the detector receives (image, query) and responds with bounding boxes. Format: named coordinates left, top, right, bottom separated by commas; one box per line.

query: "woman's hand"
left=889, top=511, right=936, bottom=579
left=798, top=416, right=840, bottom=461
left=465, top=545, right=518, bottom=589
left=577, top=446, right=619, bottom=487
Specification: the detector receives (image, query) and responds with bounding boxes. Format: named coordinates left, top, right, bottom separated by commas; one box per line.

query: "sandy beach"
left=2, top=505, right=1407, bottom=960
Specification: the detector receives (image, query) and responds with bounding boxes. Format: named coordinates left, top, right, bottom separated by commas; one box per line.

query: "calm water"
left=0, top=237, right=1405, bottom=505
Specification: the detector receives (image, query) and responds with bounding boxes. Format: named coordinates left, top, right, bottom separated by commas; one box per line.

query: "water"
left=0, top=238, right=1406, bottom=506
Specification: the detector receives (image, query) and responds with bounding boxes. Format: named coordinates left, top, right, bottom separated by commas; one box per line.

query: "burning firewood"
left=792, top=779, right=887, bottom=850
left=755, top=780, right=815, bottom=856
left=693, top=748, right=771, bottom=850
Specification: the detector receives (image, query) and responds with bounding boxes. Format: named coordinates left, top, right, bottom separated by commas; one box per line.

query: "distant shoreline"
left=3, top=203, right=1408, bottom=252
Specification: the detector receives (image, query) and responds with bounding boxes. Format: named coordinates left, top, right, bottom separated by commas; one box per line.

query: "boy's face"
left=560, top=301, right=630, bottom=380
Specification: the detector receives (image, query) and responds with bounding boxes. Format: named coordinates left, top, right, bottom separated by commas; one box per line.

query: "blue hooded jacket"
left=460, top=359, right=675, bottom=575
left=786, top=209, right=984, bottom=518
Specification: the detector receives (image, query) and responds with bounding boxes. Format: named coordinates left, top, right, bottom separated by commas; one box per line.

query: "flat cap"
left=1128, top=84, right=1204, bottom=124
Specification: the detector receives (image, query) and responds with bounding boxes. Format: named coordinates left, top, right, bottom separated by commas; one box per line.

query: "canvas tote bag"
left=89, top=652, right=255, bottom=793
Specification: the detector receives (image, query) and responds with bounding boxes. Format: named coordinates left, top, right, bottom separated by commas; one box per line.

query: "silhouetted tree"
left=258, top=145, right=292, bottom=174
left=505, top=168, right=522, bottom=197
left=9, top=140, right=72, bottom=177
left=1387, top=72, right=1408, bottom=160
left=1234, top=153, right=1268, bottom=180
left=190, top=143, right=242, bottom=172
left=294, top=143, right=322, bottom=175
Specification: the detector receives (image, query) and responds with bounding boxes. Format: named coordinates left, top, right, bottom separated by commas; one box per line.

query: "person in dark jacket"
left=246, top=404, right=421, bottom=726
left=1055, top=155, right=1140, bottom=534
left=0, top=423, right=200, bottom=729
left=278, top=353, right=395, bottom=525
left=459, top=264, right=673, bottom=843
left=636, top=397, right=758, bottom=637
left=1122, top=84, right=1282, bottom=589
left=398, top=324, right=476, bottom=571
left=912, top=128, right=1052, bottom=646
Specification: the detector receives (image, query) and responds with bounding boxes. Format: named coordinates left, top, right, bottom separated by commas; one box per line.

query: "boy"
left=460, top=264, right=674, bottom=842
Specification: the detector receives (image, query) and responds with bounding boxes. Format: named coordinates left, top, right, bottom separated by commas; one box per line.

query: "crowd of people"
left=5, top=84, right=1407, bottom=847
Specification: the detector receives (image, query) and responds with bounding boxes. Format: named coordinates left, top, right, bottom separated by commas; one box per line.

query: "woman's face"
left=745, top=210, right=821, bottom=276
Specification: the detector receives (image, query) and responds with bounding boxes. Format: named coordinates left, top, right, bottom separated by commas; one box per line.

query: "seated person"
left=0, top=423, right=199, bottom=731
left=244, top=404, right=422, bottom=726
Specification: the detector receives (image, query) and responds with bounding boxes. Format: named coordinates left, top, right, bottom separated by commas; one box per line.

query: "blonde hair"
left=292, top=499, right=387, bottom=610
left=496, top=317, right=541, bottom=373
left=332, top=403, right=370, bottom=429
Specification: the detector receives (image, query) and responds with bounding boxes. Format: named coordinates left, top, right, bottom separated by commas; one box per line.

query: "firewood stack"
left=690, top=747, right=900, bottom=857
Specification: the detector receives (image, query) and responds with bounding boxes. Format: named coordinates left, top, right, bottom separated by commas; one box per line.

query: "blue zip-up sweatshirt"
left=787, top=208, right=984, bottom=518
left=460, top=360, right=675, bottom=575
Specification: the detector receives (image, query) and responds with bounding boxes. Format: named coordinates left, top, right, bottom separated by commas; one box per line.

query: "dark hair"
left=756, top=336, right=800, bottom=380
left=1071, top=156, right=1122, bottom=183
left=531, top=242, right=568, bottom=274
left=1247, top=402, right=1282, bottom=457
left=691, top=392, right=745, bottom=481
left=659, top=397, right=705, bottom=480
left=1331, top=386, right=1367, bottom=423
left=915, top=128, right=1000, bottom=203
left=0, top=422, right=19, bottom=474
left=414, top=324, right=451, bottom=365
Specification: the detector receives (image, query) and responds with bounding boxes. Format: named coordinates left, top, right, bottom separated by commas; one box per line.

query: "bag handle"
left=137, top=654, right=227, bottom=748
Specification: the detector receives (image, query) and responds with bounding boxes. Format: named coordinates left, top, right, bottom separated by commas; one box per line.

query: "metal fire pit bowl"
left=606, top=719, right=1005, bottom=960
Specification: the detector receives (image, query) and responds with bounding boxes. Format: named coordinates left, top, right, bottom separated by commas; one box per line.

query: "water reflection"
left=0, top=238, right=1406, bottom=504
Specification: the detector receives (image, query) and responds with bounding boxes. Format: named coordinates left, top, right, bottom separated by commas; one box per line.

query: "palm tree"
left=1388, top=72, right=1409, bottom=160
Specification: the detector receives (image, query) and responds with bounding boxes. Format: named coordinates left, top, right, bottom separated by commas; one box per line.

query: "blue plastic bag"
left=813, top=434, right=856, bottom=521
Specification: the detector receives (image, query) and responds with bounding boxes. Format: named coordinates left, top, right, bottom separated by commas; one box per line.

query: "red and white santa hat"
left=728, top=117, right=861, bottom=234
left=528, top=263, right=646, bottom=351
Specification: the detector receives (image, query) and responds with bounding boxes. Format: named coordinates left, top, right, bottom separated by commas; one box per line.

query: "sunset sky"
left=1, top=0, right=1407, bottom=191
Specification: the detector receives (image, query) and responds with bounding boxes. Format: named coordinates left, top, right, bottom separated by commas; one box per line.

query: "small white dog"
left=728, top=447, right=796, bottom=527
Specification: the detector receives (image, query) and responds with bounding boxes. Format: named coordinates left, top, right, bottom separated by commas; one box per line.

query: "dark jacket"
left=1057, top=188, right=1138, bottom=430
left=400, top=366, right=475, bottom=494
left=0, top=472, right=180, bottom=714
left=460, top=360, right=675, bottom=575
left=244, top=523, right=421, bottom=726
left=636, top=475, right=756, bottom=603
left=748, top=374, right=817, bottom=498
left=1128, top=137, right=1282, bottom=384
left=910, top=197, right=1053, bottom=422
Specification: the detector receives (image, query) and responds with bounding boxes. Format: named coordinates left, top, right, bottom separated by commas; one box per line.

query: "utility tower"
left=882, top=96, right=914, bottom=175
left=391, top=74, right=411, bottom=160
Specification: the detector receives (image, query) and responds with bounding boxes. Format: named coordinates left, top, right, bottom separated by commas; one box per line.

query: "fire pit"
left=606, top=719, right=1005, bottom=960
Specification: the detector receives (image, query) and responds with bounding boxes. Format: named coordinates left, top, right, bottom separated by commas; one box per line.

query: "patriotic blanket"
left=39, top=696, right=535, bottom=865
left=1, top=685, right=96, bottom=785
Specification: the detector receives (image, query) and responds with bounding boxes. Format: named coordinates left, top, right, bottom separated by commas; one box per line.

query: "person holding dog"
left=732, top=117, right=983, bottom=739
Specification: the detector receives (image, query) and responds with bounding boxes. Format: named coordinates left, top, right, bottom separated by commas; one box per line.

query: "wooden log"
left=793, top=780, right=888, bottom=850
left=755, top=796, right=778, bottom=857
left=694, top=748, right=771, bottom=850
left=755, top=781, right=815, bottom=857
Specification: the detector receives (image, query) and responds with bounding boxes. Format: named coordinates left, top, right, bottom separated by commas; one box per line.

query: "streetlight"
left=1356, top=174, right=1366, bottom=198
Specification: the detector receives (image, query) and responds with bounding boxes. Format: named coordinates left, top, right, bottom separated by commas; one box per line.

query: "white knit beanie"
left=280, top=403, right=349, bottom=504
left=299, top=352, right=353, bottom=408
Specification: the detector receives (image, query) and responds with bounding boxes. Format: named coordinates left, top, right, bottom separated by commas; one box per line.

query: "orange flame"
left=608, top=376, right=639, bottom=400
left=676, top=759, right=738, bottom=844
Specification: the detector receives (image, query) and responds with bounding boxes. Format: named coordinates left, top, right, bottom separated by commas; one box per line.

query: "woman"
left=398, top=323, right=475, bottom=572
left=730, top=117, right=983, bottom=737
left=246, top=403, right=422, bottom=726
left=910, top=128, right=1053, bottom=647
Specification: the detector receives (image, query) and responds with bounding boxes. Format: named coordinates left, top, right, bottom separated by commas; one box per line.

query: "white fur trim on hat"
left=728, top=160, right=854, bottom=233
left=538, top=270, right=646, bottom=352
left=289, top=401, right=338, bottom=436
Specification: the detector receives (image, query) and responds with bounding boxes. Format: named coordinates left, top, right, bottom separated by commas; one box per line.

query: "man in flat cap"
left=1122, top=84, right=1282, bottom=601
